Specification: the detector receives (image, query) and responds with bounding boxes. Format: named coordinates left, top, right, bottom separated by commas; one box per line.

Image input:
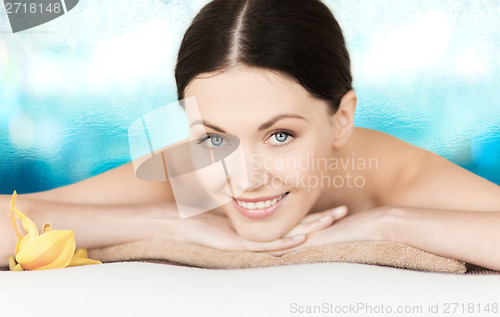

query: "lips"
left=232, top=192, right=289, bottom=219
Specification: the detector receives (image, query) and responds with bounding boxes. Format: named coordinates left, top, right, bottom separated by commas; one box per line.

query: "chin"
left=229, top=217, right=294, bottom=242
left=244, top=230, right=277, bottom=242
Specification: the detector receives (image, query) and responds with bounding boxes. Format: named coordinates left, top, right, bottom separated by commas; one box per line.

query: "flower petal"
left=8, top=256, right=24, bottom=271
left=9, top=191, right=23, bottom=255
left=67, top=257, right=102, bottom=267
left=42, top=222, right=53, bottom=233
left=73, top=248, right=88, bottom=259
left=67, top=248, right=102, bottom=267
left=14, top=207, right=39, bottom=255
left=16, top=230, right=76, bottom=270
left=15, top=207, right=39, bottom=237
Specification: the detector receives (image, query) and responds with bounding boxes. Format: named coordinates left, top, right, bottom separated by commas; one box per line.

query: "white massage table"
left=1, top=262, right=499, bottom=317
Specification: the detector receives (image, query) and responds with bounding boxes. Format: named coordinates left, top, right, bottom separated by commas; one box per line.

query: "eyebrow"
left=189, top=113, right=308, bottom=133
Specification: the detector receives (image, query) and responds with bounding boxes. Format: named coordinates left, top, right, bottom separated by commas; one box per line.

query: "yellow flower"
left=8, top=190, right=102, bottom=271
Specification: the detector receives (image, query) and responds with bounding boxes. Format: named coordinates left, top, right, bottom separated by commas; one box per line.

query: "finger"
left=282, top=206, right=348, bottom=237
left=240, top=234, right=307, bottom=252
left=331, top=205, right=348, bottom=219
left=263, top=249, right=291, bottom=257
left=299, top=205, right=348, bottom=224
left=262, top=240, right=309, bottom=256
left=299, top=209, right=333, bottom=224
left=282, top=215, right=335, bottom=238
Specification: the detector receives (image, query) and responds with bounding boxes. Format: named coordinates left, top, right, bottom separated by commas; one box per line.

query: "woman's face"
left=184, top=64, right=338, bottom=241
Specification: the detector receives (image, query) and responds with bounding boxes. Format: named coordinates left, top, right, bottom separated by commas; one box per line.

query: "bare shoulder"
left=24, top=161, right=176, bottom=205
left=351, top=127, right=500, bottom=211
left=347, top=127, right=429, bottom=200
left=398, top=149, right=500, bottom=211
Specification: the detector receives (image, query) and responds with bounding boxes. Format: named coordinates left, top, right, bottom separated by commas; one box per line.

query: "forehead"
left=184, top=65, right=319, bottom=118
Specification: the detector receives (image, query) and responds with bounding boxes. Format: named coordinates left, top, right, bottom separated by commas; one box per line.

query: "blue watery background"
left=0, top=0, right=499, bottom=194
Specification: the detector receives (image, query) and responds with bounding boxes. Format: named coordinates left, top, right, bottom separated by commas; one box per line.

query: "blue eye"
left=275, top=133, right=288, bottom=142
left=198, top=134, right=228, bottom=148
left=267, top=130, right=294, bottom=146
left=210, top=135, right=224, bottom=146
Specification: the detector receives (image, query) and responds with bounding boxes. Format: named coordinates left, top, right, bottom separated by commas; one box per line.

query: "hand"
left=150, top=205, right=310, bottom=252
left=281, top=205, right=349, bottom=238
left=263, top=206, right=390, bottom=256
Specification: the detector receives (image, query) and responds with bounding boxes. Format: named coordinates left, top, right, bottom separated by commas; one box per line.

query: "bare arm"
left=22, top=161, right=175, bottom=205
left=383, top=148, right=500, bottom=270
left=0, top=197, right=184, bottom=267
left=0, top=161, right=180, bottom=266
left=385, top=206, right=500, bottom=270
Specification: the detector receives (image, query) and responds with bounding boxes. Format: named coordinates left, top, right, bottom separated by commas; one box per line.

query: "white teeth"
left=235, top=193, right=288, bottom=210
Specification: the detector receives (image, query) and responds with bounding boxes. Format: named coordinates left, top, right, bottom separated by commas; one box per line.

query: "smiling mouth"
left=233, top=192, right=289, bottom=209
left=231, top=192, right=290, bottom=219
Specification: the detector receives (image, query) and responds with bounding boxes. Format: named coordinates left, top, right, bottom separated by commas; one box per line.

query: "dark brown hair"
left=175, top=0, right=352, bottom=113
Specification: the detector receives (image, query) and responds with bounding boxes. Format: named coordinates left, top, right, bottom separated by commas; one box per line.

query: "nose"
left=241, top=144, right=268, bottom=192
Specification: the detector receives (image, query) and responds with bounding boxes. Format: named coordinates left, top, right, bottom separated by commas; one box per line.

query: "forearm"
left=1, top=194, right=181, bottom=267
left=385, top=207, right=500, bottom=271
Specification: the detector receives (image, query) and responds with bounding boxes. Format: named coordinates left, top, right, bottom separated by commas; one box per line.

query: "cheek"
left=265, top=142, right=331, bottom=190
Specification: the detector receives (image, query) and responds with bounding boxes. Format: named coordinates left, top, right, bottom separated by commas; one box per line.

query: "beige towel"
left=88, top=239, right=467, bottom=274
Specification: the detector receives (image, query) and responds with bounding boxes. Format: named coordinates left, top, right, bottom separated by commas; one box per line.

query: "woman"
left=2, top=0, right=500, bottom=270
